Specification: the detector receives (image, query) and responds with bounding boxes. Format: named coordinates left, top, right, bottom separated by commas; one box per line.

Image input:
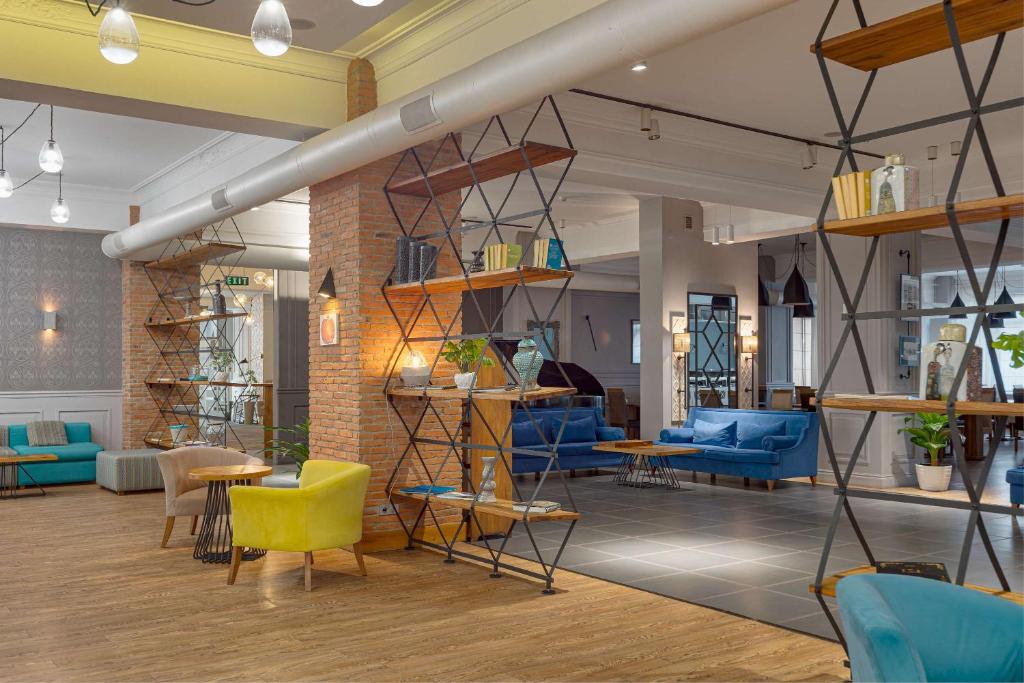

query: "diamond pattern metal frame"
left=381, top=97, right=586, bottom=593
left=142, top=218, right=254, bottom=452
left=810, top=0, right=1023, bottom=648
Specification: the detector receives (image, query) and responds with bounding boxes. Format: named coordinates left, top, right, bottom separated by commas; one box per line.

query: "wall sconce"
left=317, top=267, right=336, bottom=299
left=670, top=313, right=689, bottom=424
left=42, top=311, right=58, bottom=331
left=740, top=335, right=758, bottom=355
left=673, top=332, right=691, bottom=353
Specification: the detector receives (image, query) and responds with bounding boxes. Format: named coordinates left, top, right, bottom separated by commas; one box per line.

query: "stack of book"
left=530, top=238, right=564, bottom=269
left=831, top=171, right=871, bottom=220
left=483, top=243, right=522, bottom=271
left=512, top=500, right=562, bottom=513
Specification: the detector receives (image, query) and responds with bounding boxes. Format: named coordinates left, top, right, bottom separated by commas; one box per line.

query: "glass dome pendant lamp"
left=251, top=0, right=293, bottom=57
left=0, top=126, right=12, bottom=199
left=38, top=106, right=64, bottom=174
left=98, top=3, right=140, bottom=65
left=50, top=172, right=70, bottom=224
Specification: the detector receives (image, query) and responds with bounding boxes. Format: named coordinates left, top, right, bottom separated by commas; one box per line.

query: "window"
left=792, top=316, right=815, bottom=387
left=631, top=320, right=641, bottom=364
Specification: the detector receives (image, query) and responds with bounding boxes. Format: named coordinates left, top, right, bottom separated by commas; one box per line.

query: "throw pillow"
left=596, top=426, right=625, bottom=441
left=763, top=435, right=800, bottom=451
left=511, top=419, right=546, bottom=447
left=660, top=427, right=694, bottom=443
left=27, top=420, right=68, bottom=447
left=693, top=419, right=737, bottom=447
left=737, top=420, right=786, bottom=449
left=550, top=415, right=597, bottom=444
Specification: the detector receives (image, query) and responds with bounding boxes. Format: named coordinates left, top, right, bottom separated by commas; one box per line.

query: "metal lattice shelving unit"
left=141, top=219, right=256, bottom=452
left=808, top=0, right=1024, bottom=647
left=383, top=97, right=589, bottom=593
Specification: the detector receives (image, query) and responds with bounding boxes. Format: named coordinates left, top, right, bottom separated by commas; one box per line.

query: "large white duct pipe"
left=102, top=0, right=791, bottom=260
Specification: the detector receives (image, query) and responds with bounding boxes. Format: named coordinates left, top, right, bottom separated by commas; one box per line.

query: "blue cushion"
left=763, top=435, right=800, bottom=451
left=660, top=427, right=694, bottom=443
left=693, top=419, right=736, bottom=447
left=737, top=419, right=785, bottom=449
left=12, top=442, right=103, bottom=462
left=550, top=416, right=597, bottom=444
left=596, top=426, right=625, bottom=441
left=511, top=419, right=546, bottom=447
left=1006, top=467, right=1024, bottom=485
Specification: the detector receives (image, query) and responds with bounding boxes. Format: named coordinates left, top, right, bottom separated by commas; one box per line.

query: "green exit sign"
left=226, top=276, right=249, bottom=286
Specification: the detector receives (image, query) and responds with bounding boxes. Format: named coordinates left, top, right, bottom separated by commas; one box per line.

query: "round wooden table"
left=189, top=465, right=272, bottom=564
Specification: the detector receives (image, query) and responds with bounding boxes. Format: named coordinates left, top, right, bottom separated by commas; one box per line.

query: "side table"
left=189, top=465, right=272, bottom=564
left=0, top=454, right=58, bottom=499
left=593, top=442, right=700, bottom=489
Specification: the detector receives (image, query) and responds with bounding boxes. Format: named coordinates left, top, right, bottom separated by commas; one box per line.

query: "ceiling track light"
left=710, top=225, right=720, bottom=246
left=647, top=118, right=661, bottom=141
left=723, top=223, right=735, bottom=245
left=38, top=106, right=63, bottom=174
left=252, top=0, right=293, bottom=57
left=800, top=143, right=817, bottom=170
left=0, top=126, right=11, bottom=199
left=50, top=172, right=70, bottom=224
left=640, top=108, right=652, bottom=132
left=98, top=4, right=140, bottom=64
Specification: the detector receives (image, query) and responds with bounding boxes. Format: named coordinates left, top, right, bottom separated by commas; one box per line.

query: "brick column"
left=347, top=58, right=377, bottom=121
left=308, top=140, right=464, bottom=550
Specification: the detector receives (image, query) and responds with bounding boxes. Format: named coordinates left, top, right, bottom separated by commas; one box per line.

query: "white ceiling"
left=124, top=0, right=417, bottom=52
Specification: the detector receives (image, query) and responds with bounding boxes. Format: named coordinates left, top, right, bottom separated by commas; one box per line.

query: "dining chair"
left=156, top=446, right=263, bottom=548
left=606, top=388, right=627, bottom=429
left=770, top=388, right=794, bottom=411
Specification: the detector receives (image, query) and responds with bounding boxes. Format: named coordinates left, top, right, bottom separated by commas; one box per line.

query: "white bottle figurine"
left=871, top=153, right=919, bottom=215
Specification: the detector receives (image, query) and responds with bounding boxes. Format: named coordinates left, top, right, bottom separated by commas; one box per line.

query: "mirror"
left=688, top=292, right=738, bottom=408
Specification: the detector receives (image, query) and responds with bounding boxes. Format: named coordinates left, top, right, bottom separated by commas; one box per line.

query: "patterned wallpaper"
left=0, top=228, right=122, bottom=391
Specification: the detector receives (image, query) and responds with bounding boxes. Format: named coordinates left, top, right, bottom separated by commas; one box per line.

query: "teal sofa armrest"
left=65, top=422, right=93, bottom=443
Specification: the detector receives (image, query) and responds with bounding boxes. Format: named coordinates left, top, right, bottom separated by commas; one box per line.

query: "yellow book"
left=831, top=176, right=847, bottom=220
left=536, top=239, right=548, bottom=267
left=501, top=243, right=509, bottom=269
left=855, top=171, right=865, bottom=218
left=861, top=171, right=872, bottom=216
left=484, top=244, right=491, bottom=271
left=843, top=173, right=856, bottom=220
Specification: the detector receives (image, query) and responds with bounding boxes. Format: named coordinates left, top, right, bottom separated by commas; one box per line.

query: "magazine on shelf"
left=512, top=501, right=562, bottom=513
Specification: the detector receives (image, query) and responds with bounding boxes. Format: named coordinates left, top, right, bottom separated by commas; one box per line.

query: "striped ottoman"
left=97, top=449, right=164, bottom=494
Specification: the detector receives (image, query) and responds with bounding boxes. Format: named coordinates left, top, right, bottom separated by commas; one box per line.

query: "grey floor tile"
left=571, top=557, right=681, bottom=583
left=556, top=526, right=628, bottom=544
left=640, top=529, right=734, bottom=548
left=696, top=540, right=799, bottom=561
left=778, top=612, right=841, bottom=641
left=533, top=544, right=618, bottom=568
left=587, top=520, right=677, bottom=537
left=701, top=588, right=821, bottom=624
left=632, top=572, right=750, bottom=601
left=763, top=575, right=818, bottom=598
left=582, top=537, right=682, bottom=557
left=638, top=548, right=741, bottom=572
left=692, top=559, right=811, bottom=588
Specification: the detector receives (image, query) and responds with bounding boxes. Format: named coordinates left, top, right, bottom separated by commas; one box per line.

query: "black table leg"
left=0, top=463, right=46, bottom=500
left=193, top=479, right=267, bottom=564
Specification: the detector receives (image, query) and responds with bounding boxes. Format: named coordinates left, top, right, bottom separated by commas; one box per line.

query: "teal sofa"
left=6, top=423, right=103, bottom=485
left=837, top=574, right=1024, bottom=682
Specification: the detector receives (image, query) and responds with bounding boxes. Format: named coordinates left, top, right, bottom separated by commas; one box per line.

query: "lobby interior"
left=0, top=1, right=1022, bottom=681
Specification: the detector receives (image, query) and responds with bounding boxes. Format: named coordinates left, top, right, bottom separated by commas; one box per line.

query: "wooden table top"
left=593, top=443, right=700, bottom=456
left=188, top=465, right=272, bottom=482
left=0, top=454, right=58, bottom=465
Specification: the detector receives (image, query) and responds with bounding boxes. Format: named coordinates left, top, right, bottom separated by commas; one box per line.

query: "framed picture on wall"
left=899, top=274, right=920, bottom=321
left=898, top=335, right=920, bottom=368
left=319, top=313, right=338, bottom=346
left=631, top=320, right=640, bottom=364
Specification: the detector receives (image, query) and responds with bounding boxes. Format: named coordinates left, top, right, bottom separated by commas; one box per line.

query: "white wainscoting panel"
left=0, top=390, right=122, bottom=449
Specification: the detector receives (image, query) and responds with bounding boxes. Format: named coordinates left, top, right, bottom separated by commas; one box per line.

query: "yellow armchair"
left=227, top=460, right=371, bottom=591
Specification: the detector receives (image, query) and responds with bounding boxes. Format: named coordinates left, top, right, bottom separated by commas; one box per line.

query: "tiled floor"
left=491, top=447, right=1024, bottom=640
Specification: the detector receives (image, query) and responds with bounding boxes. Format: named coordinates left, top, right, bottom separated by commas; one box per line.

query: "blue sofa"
left=837, top=574, right=1024, bottom=682
left=1008, top=467, right=1023, bottom=508
left=5, top=422, right=103, bottom=485
left=657, top=407, right=818, bottom=491
left=510, top=406, right=625, bottom=474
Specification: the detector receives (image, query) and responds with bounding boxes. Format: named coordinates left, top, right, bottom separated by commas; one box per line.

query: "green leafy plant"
left=899, top=412, right=950, bottom=467
left=991, top=311, right=1024, bottom=368
left=263, top=418, right=310, bottom=479
left=440, top=339, right=495, bottom=374
left=241, top=367, right=258, bottom=385
left=211, top=351, right=233, bottom=373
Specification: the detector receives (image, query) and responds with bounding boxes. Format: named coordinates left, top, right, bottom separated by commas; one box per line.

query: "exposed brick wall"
left=308, top=139, right=464, bottom=539
left=346, top=58, right=377, bottom=121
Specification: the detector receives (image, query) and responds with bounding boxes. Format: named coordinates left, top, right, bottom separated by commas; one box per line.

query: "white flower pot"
left=213, top=370, right=229, bottom=382
left=915, top=463, right=952, bottom=492
left=454, top=372, right=477, bottom=390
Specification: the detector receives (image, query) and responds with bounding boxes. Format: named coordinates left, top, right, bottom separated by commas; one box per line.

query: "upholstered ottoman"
left=97, top=449, right=164, bottom=494
left=1007, top=467, right=1023, bottom=509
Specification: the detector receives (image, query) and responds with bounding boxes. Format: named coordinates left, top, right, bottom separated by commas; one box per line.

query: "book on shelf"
left=876, top=561, right=950, bottom=583
left=831, top=171, right=872, bottom=219
left=484, top=243, right=522, bottom=271
left=530, top=238, right=564, bottom=269
left=512, top=500, right=562, bottom=513
left=435, top=491, right=479, bottom=500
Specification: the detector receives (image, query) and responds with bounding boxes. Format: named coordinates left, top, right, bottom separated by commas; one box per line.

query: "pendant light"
left=989, top=313, right=1004, bottom=329
left=317, top=267, right=336, bottom=299
left=757, top=243, right=770, bottom=307
left=992, top=267, right=1016, bottom=319
left=782, top=237, right=811, bottom=306
left=352, top=0, right=384, bottom=5
left=792, top=300, right=815, bottom=318
left=948, top=269, right=966, bottom=319
left=251, top=0, right=292, bottom=57
left=50, top=172, right=70, bottom=224
left=0, top=126, right=12, bottom=199
left=38, top=106, right=63, bottom=174
left=98, top=5, right=140, bottom=65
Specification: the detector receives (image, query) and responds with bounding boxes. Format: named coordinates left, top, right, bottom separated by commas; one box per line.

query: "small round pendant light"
left=50, top=172, right=70, bottom=224
left=252, top=0, right=293, bottom=57
left=38, top=106, right=63, bottom=174
left=99, top=5, right=140, bottom=65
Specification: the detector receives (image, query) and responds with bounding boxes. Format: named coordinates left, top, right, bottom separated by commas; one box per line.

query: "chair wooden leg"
left=809, top=476, right=817, bottom=486
left=766, top=480, right=776, bottom=492
left=227, top=547, right=242, bottom=585
left=691, top=471, right=697, bottom=482
left=352, top=542, right=368, bottom=576
left=1013, top=503, right=1020, bottom=510
left=161, top=516, right=175, bottom=548
left=743, top=477, right=750, bottom=486
left=190, top=516, right=198, bottom=535
left=304, top=552, right=313, bottom=591
left=710, top=473, right=717, bottom=484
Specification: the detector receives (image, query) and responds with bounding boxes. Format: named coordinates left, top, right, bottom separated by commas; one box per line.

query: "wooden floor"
left=0, top=485, right=846, bottom=682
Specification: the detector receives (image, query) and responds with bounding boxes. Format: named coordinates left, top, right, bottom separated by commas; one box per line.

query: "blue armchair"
left=657, top=407, right=818, bottom=491
left=837, top=574, right=1023, bottom=682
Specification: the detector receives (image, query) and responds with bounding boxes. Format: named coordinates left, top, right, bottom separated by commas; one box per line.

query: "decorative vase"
left=478, top=456, right=497, bottom=503
left=468, top=250, right=485, bottom=273
left=918, top=323, right=982, bottom=401
left=169, top=424, right=188, bottom=445
left=454, top=371, right=477, bottom=391
left=915, top=463, right=952, bottom=492
left=213, top=370, right=229, bottom=382
left=394, top=235, right=411, bottom=284
left=419, top=242, right=438, bottom=280
left=512, top=337, right=543, bottom=390
left=871, top=153, right=919, bottom=215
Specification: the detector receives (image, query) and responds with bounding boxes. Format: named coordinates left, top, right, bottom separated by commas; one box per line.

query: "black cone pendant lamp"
left=993, top=267, right=1016, bottom=319
left=948, top=269, right=966, bottom=319
left=782, top=238, right=812, bottom=307
left=792, top=300, right=815, bottom=319
left=757, top=243, right=770, bottom=306
left=989, top=313, right=1005, bottom=329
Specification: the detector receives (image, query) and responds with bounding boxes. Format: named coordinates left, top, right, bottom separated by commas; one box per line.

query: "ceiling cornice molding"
left=340, top=0, right=468, bottom=61
left=130, top=131, right=240, bottom=195
left=0, top=0, right=349, bottom=83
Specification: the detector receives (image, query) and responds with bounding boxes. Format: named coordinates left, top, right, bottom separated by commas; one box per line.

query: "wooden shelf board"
left=386, top=266, right=572, bottom=296
left=813, top=0, right=1024, bottom=71
left=392, top=491, right=580, bottom=522
left=388, top=386, right=576, bottom=402
left=811, top=565, right=1024, bottom=605
left=144, top=437, right=248, bottom=453
left=145, top=312, right=247, bottom=328
left=146, top=379, right=273, bottom=388
left=813, top=194, right=1023, bottom=237
left=386, top=143, right=576, bottom=197
left=145, top=242, right=245, bottom=270
left=817, top=396, right=1023, bottom=416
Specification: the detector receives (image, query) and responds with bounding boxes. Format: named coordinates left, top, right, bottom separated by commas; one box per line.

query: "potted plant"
left=263, top=418, right=310, bottom=479
left=899, top=412, right=952, bottom=492
left=991, top=312, right=1024, bottom=368
left=211, top=351, right=233, bottom=382
left=441, top=339, right=494, bottom=390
